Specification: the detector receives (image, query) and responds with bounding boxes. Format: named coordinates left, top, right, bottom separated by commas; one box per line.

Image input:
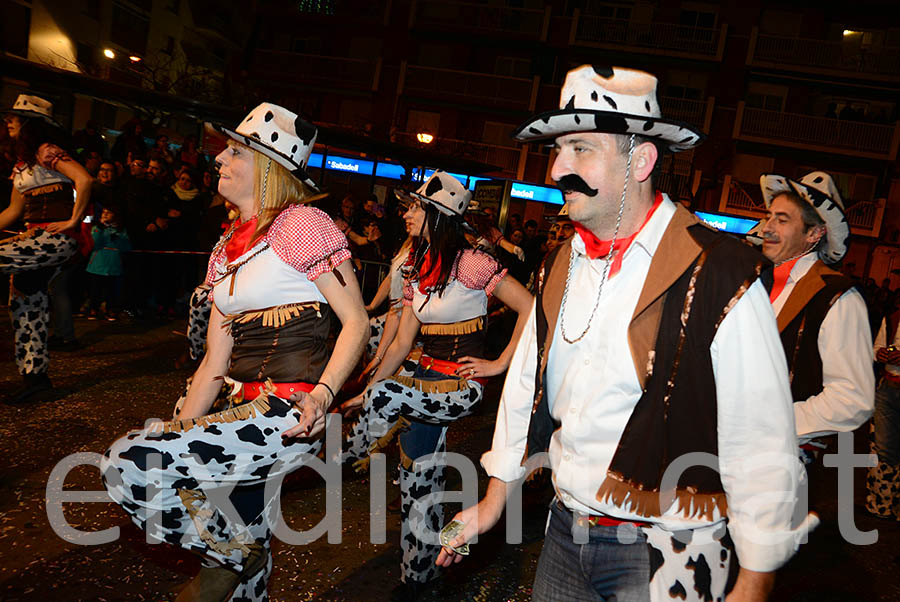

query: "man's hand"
left=436, top=484, right=506, bottom=567
left=876, top=348, right=900, bottom=364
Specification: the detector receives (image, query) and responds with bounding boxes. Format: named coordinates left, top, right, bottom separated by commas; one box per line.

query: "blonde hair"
left=227, top=139, right=326, bottom=243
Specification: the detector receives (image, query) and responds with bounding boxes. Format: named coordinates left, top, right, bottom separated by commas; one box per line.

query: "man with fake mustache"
left=437, top=65, right=815, bottom=601
left=757, top=173, right=873, bottom=466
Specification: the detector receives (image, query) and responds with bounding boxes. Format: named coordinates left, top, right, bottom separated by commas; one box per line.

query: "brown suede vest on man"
left=524, top=205, right=769, bottom=519
left=764, top=260, right=854, bottom=402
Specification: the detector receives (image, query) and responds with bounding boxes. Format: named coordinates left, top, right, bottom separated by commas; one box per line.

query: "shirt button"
left=564, top=453, right=572, bottom=461
left=569, top=407, right=577, bottom=414
left=584, top=358, right=590, bottom=365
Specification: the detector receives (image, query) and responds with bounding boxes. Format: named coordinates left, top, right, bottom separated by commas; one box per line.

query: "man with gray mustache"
left=757, top=172, right=873, bottom=466
left=437, top=65, right=814, bottom=601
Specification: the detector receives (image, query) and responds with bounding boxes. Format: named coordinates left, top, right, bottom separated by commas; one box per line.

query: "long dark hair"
left=14, top=117, right=71, bottom=166
left=409, top=202, right=473, bottom=297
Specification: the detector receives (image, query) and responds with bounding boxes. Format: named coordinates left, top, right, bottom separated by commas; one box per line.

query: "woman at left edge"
left=0, top=94, right=92, bottom=402
left=100, top=103, right=368, bottom=602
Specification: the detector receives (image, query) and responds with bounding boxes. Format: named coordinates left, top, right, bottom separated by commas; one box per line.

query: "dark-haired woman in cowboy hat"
left=101, top=103, right=368, bottom=602
left=342, top=171, right=533, bottom=601
left=0, top=94, right=93, bottom=402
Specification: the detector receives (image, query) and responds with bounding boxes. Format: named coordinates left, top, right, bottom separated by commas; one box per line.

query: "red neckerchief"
left=572, top=190, right=664, bottom=277
left=225, top=217, right=258, bottom=263
left=769, top=257, right=801, bottom=303
left=417, top=250, right=442, bottom=294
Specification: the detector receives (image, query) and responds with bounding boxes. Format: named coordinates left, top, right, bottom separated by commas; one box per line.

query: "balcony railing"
left=402, top=64, right=534, bottom=110
left=735, top=103, right=900, bottom=160
left=571, top=11, right=726, bottom=60
left=392, top=131, right=521, bottom=174
left=412, top=0, right=549, bottom=39
left=252, top=51, right=381, bottom=91
left=748, top=28, right=900, bottom=80
left=718, top=175, right=884, bottom=237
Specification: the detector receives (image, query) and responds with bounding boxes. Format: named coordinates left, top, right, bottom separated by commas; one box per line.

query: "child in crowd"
left=86, top=205, right=131, bottom=321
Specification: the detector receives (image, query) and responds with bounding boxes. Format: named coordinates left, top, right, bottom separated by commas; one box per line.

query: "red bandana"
left=572, top=191, right=664, bottom=277
left=417, top=250, right=443, bottom=294
left=769, top=257, right=801, bottom=303
left=225, top=217, right=258, bottom=263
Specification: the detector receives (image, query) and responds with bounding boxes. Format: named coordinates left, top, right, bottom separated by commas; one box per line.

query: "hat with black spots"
left=395, top=171, right=472, bottom=217
left=5, top=94, right=60, bottom=126
left=759, top=171, right=850, bottom=264
left=546, top=202, right=571, bottom=223
left=513, top=65, right=705, bottom=152
left=206, top=102, right=319, bottom=191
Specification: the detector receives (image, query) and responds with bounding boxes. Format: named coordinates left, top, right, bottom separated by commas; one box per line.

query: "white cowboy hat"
left=206, top=102, right=319, bottom=191
left=546, top=202, right=571, bottom=223
left=514, top=65, right=705, bottom=152
left=5, top=94, right=59, bottom=126
left=759, top=171, right=850, bottom=264
left=395, top=171, right=472, bottom=216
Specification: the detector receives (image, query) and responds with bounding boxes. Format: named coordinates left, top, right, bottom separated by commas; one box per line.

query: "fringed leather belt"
left=419, top=355, right=488, bottom=387
left=556, top=499, right=651, bottom=529
left=241, top=380, right=315, bottom=401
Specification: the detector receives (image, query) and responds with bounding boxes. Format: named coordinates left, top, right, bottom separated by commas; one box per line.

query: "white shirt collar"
left=788, top=252, right=819, bottom=283
left=570, top=193, right=677, bottom=262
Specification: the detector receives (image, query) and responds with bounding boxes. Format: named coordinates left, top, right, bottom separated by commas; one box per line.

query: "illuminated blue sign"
left=510, top=182, right=564, bottom=205
left=695, top=211, right=759, bottom=235
left=308, top=152, right=324, bottom=168
left=374, top=162, right=407, bottom=180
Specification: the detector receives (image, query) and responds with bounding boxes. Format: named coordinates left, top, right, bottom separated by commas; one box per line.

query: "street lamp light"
left=129, top=55, right=141, bottom=63
left=416, top=132, right=434, bottom=144
left=103, top=48, right=115, bottom=59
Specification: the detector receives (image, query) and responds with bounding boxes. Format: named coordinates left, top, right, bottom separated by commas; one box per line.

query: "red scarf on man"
left=225, top=217, right=258, bottom=263
left=571, top=191, right=664, bottom=277
left=769, top=257, right=801, bottom=303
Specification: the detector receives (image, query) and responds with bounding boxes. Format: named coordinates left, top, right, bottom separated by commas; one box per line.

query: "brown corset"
left=419, top=316, right=485, bottom=363
left=22, top=183, right=74, bottom=222
left=227, top=302, right=333, bottom=383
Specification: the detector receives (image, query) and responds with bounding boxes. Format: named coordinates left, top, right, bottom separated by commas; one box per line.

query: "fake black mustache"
left=556, top=174, right=598, bottom=197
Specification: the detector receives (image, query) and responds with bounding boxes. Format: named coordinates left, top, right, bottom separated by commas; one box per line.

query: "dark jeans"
left=533, top=502, right=651, bottom=602
left=875, top=378, right=900, bottom=466
left=88, top=273, right=123, bottom=312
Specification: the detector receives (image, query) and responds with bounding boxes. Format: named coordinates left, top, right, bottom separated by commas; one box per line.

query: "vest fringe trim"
left=420, top=316, right=484, bottom=336
left=391, top=374, right=471, bottom=394
left=223, top=301, right=321, bottom=329
left=162, top=395, right=272, bottom=434
left=595, top=473, right=728, bottom=521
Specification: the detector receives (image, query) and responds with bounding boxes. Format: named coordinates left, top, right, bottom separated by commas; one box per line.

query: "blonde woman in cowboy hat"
left=341, top=170, right=532, bottom=601
left=0, top=94, right=93, bottom=402
left=439, top=65, right=814, bottom=602
left=100, top=103, right=368, bottom=602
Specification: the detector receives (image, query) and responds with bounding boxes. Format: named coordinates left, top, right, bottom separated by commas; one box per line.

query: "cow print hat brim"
left=206, top=122, right=319, bottom=193
left=513, top=109, right=706, bottom=152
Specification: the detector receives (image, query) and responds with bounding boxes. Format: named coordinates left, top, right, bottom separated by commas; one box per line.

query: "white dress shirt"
left=771, top=253, right=874, bottom=441
left=482, top=196, right=804, bottom=571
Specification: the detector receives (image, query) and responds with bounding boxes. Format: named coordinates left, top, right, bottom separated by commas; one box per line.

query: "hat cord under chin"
left=559, top=134, right=634, bottom=345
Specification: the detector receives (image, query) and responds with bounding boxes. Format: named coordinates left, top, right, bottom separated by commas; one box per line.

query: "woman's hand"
left=455, top=355, right=504, bottom=379
left=361, top=355, right=382, bottom=376
left=43, top=219, right=78, bottom=233
left=282, top=388, right=330, bottom=439
left=340, top=392, right=367, bottom=417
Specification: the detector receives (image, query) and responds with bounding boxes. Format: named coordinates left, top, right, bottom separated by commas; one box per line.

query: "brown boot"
left=175, top=543, right=267, bottom=602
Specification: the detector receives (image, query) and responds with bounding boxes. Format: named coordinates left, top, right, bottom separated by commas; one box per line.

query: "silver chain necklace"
left=559, top=135, right=635, bottom=345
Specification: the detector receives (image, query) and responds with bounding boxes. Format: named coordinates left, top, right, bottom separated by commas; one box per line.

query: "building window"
left=111, top=2, right=149, bottom=55
left=746, top=93, right=784, bottom=112
left=495, top=56, right=531, bottom=78
left=584, top=1, right=632, bottom=20
left=166, top=0, right=180, bottom=13
left=2, top=2, right=31, bottom=57
left=163, top=36, right=175, bottom=55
